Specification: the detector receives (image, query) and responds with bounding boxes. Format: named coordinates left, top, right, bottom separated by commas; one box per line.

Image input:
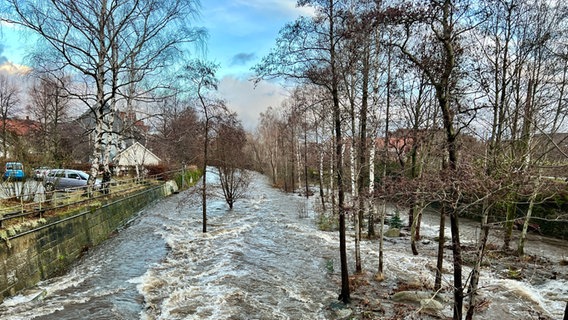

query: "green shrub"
left=388, top=212, right=403, bottom=229
left=317, top=213, right=338, bottom=231
left=174, top=167, right=202, bottom=190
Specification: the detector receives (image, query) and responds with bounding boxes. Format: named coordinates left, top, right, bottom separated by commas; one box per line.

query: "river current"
left=0, top=171, right=566, bottom=319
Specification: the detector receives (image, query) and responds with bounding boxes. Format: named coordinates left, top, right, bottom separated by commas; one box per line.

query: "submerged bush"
left=388, top=212, right=403, bottom=229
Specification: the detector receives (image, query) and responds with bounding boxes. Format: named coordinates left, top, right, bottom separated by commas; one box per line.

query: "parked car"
left=3, top=162, right=25, bottom=181
left=34, top=166, right=51, bottom=180
left=43, top=169, right=101, bottom=192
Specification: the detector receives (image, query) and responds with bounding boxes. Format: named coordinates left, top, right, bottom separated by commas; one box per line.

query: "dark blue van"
left=3, top=162, right=25, bottom=181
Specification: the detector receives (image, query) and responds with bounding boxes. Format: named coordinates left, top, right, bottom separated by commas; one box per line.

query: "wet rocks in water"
left=391, top=290, right=446, bottom=315
left=420, top=298, right=444, bottom=310
left=384, top=228, right=401, bottom=238
left=391, top=291, right=444, bottom=305
left=333, top=308, right=353, bottom=319
left=328, top=301, right=354, bottom=319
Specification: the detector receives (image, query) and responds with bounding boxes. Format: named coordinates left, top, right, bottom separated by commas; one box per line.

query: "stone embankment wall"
left=0, top=180, right=179, bottom=303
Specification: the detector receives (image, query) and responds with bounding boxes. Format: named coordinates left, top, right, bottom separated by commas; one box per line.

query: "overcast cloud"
left=201, top=0, right=310, bottom=130
left=218, top=75, right=289, bottom=131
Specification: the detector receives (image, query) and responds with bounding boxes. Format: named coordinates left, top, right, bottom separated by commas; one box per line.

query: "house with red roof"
left=0, top=117, right=40, bottom=159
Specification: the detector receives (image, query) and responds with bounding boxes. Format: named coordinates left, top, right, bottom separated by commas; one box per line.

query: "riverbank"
left=0, top=180, right=178, bottom=303
left=333, top=211, right=568, bottom=319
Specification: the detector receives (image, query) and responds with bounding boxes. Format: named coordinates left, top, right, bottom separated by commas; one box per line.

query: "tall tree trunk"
left=330, top=137, right=335, bottom=213
left=304, top=122, right=309, bottom=199
left=312, top=107, right=325, bottom=209
left=518, top=185, right=537, bottom=256
left=503, top=200, right=515, bottom=250
left=88, top=2, right=108, bottom=196
left=336, top=111, right=350, bottom=303
left=319, top=146, right=326, bottom=211
left=349, top=98, right=361, bottom=273
left=450, top=209, right=463, bottom=320
left=102, top=39, right=119, bottom=194
left=201, top=125, right=208, bottom=233
left=465, top=202, right=490, bottom=320
left=435, top=207, right=445, bottom=291
left=438, top=12, right=464, bottom=315
left=291, top=124, right=296, bottom=193
left=410, top=203, right=423, bottom=256
left=441, top=104, right=464, bottom=320
left=89, top=104, right=105, bottom=197
left=358, top=40, right=370, bottom=247
left=377, top=200, right=385, bottom=277
left=377, top=44, right=392, bottom=276
left=297, top=128, right=302, bottom=193
left=199, top=89, right=209, bottom=233
left=328, top=0, right=349, bottom=303
left=354, top=202, right=361, bottom=273
left=367, top=135, right=376, bottom=238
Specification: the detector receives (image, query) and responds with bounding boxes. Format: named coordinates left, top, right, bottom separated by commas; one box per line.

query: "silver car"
left=44, top=169, right=101, bottom=192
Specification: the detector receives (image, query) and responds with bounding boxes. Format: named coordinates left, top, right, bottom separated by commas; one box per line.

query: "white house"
left=113, top=142, right=161, bottom=175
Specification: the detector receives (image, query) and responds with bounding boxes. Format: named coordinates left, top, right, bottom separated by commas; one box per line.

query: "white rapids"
left=137, top=172, right=339, bottom=320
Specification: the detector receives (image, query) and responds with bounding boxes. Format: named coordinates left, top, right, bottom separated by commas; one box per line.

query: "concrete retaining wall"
left=0, top=181, right=178, bottom=303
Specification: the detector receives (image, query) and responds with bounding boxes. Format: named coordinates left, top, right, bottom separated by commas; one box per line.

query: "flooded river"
left=0, top=171, right=566, bottom=319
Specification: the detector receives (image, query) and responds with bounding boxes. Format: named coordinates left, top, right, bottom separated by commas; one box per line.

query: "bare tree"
left=257, top=107, right=284, bottom=186
left=213, top=120, right=251, bottom=210
left=385, top=0, right=481, bottom=318
left=27, top=72, right=71, bottom=165
left=178, top=60, right=233, bottom=233
left=0, top=73, right=20, bottom=159
left=396, top=65, right=438, bottom=256
left=149, top=93, right=201, bottom=166
left=4, top=0, right=205, bottom=194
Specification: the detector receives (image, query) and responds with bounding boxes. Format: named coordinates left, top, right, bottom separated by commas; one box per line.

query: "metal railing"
left=0, top=169, right=186, bottom=228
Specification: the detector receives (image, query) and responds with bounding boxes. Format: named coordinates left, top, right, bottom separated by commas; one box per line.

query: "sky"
left=0, top=0, right=314, bottom=131
left=199, top=0, right=314, bottom=130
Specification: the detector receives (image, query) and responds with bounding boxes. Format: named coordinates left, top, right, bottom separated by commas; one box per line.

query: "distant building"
left=0, top=117, right=40, bottom=159
left=113, top=142, right=161, bottom=175
left=74, top=106, right=152, bottom=165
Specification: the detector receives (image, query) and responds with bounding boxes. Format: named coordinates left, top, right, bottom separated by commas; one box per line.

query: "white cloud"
left=218, top=75, right=289, bottom=131
left=0, top=62, right=31, bottom=75
left=236, top=0, right=315, bottom=16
